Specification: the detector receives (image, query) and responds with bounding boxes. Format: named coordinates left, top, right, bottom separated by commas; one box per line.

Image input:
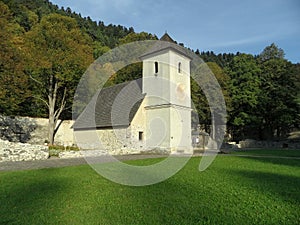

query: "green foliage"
left=0, top=1, right=30, bottom=115
left=191, top=62, right=230, bottom=131
left=258, top=58, right=299, bottom=139
left=24, top=13, right=94, bottom=144
left=119, top=32, right=157, bottom=45
left=259, top=43, right=285, bottom=62
left=0, top=155, right=299, bottom=224
left=106, top=62, right=143, bottom=87
left=48, top=145, right=80, bottom=157
left=225, top=54, right=261, bottom=139
left=196, top=50, right=236, bottom=68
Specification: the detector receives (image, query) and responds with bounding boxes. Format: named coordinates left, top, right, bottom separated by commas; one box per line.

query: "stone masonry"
left=0, top=139, right=49, bottom=162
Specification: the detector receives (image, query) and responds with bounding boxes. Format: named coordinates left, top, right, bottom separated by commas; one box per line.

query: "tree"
left=119, top=32, right=157, bottom=45
left=191, top=62, right=230, bottom=133
left=25, top=13, right=93, bottom=145
left=225, top=54, right=261, bottom=140
left=0, top=2, right=30, bottom=115
left=259, top=43, right=285, bottom=62
left=258, top=54, right=299, bottom=139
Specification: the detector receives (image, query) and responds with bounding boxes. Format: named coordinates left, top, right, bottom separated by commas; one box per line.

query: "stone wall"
left=0, top=139, right=49, bottom=162
left=234, top=139, right=300, bottom=149
left=0, top=115, right=75, bottom=146
left=74, top=128, right=143, bottom=155
left=0, top=115, right=37, bottom=143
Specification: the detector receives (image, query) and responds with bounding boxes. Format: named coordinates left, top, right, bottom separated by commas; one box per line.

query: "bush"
left=48, top=145, right=80, bottom=157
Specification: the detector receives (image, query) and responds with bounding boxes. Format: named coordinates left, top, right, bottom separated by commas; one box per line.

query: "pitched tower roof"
left=160, top=33, right=176, bottom=43
left=140, top=33, right=192, bottom=60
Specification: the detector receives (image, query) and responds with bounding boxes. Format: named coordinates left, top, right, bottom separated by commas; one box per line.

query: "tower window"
left=178, top=62, right=182, bottom=73
left=138, top=132, right=144, bottom=141
left=154, top=61, right=158, bottom=74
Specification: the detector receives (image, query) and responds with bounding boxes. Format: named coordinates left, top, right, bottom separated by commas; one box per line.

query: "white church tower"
left=141, top=33, right=192, bottom=152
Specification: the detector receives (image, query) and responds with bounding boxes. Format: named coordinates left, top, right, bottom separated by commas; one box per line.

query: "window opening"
left=154, top=61, right=158, bottom=74
left=178, top=62, right=182, bottom=73
left=139, top=132, right=144, bottom=141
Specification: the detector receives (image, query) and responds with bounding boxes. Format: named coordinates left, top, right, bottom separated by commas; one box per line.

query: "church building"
left=74, top=34, right=193, bottom=154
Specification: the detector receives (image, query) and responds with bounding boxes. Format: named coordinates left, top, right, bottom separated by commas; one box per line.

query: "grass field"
left=230, top=149, right=300, bottom=157
left=0, top=150, right=299, bottom=225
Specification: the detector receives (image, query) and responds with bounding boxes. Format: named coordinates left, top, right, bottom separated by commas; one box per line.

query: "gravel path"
left=0, top=155, right=168, bottom=172
left=2, top=152, right=298, bottom=172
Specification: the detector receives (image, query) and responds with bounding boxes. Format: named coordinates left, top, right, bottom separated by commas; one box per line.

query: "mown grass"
left=230, top=149, right=300, bottom=157
left=0, top=153, right=299, bottom=225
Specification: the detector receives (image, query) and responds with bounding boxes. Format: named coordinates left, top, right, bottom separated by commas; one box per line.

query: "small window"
left=138, top=132, right=144, bottom=141
left=154, top=61, right=158, bottom=74
left=178, top=62, right=182, bottom=73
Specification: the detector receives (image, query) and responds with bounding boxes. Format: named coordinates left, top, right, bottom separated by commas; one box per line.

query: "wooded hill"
left=0, top=0, right=299, bottom=144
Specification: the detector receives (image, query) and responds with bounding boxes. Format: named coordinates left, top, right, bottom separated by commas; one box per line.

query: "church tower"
left=141, top=33, right=192, bottom=152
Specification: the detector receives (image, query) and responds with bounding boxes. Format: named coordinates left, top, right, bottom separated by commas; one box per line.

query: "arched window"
left=178, top=62, right=182, bottom=73
left=154, top=61, right=158, bottom=74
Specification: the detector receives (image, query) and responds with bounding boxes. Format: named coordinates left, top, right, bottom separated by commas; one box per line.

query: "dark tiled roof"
left=160, top=33, right=176, bottom=43
left=140, top=33, right=192, bottom=60
left=74, top=79, right=145, bottom=130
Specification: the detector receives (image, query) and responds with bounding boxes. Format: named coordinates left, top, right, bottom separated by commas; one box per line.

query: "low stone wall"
left=0, top=115, right=37, bottom=143
left=59, top=150, right=83, bottom=159
left=0, top=139, right=49, bottom=162
left=0, top=115, right=75, bottom=146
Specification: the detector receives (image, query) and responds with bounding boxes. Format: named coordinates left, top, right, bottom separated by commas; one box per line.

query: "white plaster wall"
left=169, top=52, right=191, bottom=108
left=142, top=49, right=192, bottom=152
left=142, top=50, right=170, bottom=106
left=55, top=120, right=75, bottom=146
left=170, top=106, right=192, bottom=151
left=26, top=117, right=75, bottom=146
left=129, top=99, right=147, bottom=150
left=144, top=107, right=171, bottom=150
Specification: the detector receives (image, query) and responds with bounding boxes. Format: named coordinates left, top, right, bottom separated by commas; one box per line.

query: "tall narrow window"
left=154, top=61, right=158, bottom=74
left=178, top=62, right=182, bottom=73
left=139, top=132, right=144, bottom=141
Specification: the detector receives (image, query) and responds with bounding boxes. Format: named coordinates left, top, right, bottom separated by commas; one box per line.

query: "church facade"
left=74, top=34, right=193, bottom=154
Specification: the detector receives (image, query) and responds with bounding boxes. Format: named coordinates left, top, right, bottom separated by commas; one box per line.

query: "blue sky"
left=51, top=0, right=300, bottom=63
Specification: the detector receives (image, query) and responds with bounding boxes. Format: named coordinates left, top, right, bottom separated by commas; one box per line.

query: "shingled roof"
left=74, top=79, right=145, bottom=130
left=140, top=33, right=192, bottom=60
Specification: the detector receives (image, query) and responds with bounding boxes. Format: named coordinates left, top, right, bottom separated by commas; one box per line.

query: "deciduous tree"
left=0, top=2, right=30, bottom=115
left=25, top=13, right=93, bottom=144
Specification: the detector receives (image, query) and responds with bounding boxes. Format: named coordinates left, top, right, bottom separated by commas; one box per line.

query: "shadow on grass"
left=106, top=157, right=300, bottom=224
left=234, top=154, right=300, bottom=168
left=0, top=169, right=72, bottom=225
left=230, top=169, right=300, bottom=204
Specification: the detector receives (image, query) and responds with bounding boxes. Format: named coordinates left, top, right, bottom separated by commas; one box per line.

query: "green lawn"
left=0, top=152, right=299, bottom=225
left=230, top=149, right=300, bottom=157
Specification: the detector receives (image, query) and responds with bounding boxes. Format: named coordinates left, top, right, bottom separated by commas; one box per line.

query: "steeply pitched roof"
left=160, top=33, right=176, bottom=43
left=74, top=79, right=145, bottom=130
left=140, top=33, right=192, bottom=60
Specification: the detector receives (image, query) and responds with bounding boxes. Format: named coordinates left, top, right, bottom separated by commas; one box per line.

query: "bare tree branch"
left=32, top=95, right=50, bottom=108
left=29, top=74, right=43, bottom=85
left=54, top=87, right=67, bottom=123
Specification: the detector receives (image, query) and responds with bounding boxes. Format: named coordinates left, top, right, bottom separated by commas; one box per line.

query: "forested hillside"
left=0, top=0, right=299, bottom=143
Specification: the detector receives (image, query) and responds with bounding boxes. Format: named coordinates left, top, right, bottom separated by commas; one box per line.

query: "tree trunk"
left=48, top=115, right=55, bottom=145
left=47, top=75, right=67, bottom=146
